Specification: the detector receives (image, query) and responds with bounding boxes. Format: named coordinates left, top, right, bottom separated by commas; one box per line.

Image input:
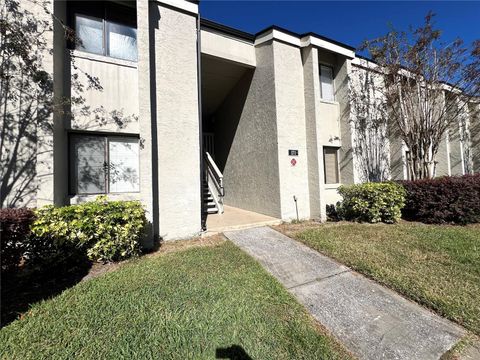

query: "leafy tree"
left=361, top=13, right=480, bottom=179
left=349, top=65, right=390, bottom=182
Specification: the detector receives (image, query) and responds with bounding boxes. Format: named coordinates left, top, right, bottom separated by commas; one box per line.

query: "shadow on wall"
left=1, top=0, right=138, bottom=208
left=213, top=70, right=254, bottom=173
left=216, top=345, right=253, bottom=360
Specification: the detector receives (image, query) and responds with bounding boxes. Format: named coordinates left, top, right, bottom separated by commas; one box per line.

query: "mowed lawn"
left=0, top=240, right=351, bottom=360
left=279, top=222, right=480, bottom=335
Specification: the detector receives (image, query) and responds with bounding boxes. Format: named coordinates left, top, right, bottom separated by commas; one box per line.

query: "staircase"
left=203, top=180, right=219, bottom=214
left=203, top=152, right=224, bottom=215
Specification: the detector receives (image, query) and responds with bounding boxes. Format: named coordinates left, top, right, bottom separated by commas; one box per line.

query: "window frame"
left=319, top=64, right=336, bottom=102
left=323, top=146, right=340, bottom=185
left=68, top=132, right=140, bottom=196
left=70, top=1, right=137, bottom=62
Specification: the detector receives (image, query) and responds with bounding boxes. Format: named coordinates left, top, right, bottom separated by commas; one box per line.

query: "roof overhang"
left=254, top=26, right=355, bottom=58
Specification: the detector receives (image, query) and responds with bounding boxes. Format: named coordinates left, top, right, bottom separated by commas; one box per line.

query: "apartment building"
left=3, top=0, right=479, bottom=244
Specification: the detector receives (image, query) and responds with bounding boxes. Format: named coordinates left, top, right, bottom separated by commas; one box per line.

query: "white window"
left=70, top=134, right=139, bottom=195
left=108, top=138, right=140, bottom=193
left=106, top=21, right=137, bottom=62
left=76, top=15, right=104, bottom=56
left=323, top=147, right=340, bottom=184
left=73, top=3, right=137, bottom=62
left=320, top=65, right=335, bottom=102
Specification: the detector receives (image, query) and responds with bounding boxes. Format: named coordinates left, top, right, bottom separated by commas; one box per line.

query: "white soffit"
left=254, top=29, right=301, bottom=47
left=255, top=29, right=355, bottom=59
left=156, top=0, right=198, bottom=14
left=301, top=36, right=355, bottom=59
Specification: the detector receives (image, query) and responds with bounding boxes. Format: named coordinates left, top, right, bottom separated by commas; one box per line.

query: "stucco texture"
left=152, top=4, right=201, bottom=239
left=216, top=42, right=282, bottom=218
left=272, top=41, right=310, bottom=220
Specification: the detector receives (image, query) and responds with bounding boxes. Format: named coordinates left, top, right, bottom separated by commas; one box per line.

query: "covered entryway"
left=200, top=53, right=280, bottom=231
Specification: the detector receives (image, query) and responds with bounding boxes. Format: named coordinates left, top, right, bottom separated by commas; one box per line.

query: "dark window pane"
left=324, top=147, right=339, bottom=184
left=72, top=135, right=106, bottom=194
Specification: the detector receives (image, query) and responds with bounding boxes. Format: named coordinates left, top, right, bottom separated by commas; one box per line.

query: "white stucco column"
left=272, top=41, right=311, bottom=220
left=137, top=0, right=157, bottom=246
left=302, top=46, right=327, bottom=221
left=150, top=1, right=202, bottom=239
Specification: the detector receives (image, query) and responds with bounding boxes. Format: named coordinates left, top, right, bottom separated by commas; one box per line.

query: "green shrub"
left=336, top=182, right=405, bottom=223
left=0, top=208, right=36, bottom=272
left=31, top=197, right=146, bottom=262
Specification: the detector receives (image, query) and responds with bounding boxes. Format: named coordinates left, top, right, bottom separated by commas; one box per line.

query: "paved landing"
left=205, top=205, right=281, bottom=236
left=224, top=226, right=465, bottom=360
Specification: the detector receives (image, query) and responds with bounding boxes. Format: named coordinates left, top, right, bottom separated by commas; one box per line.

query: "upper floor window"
left=71, top=1, right=137, bottom=62
left=320, top=65, right=335, bottom=102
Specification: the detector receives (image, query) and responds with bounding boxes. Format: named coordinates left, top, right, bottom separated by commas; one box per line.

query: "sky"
left=200, top=1, right=480, bottom=55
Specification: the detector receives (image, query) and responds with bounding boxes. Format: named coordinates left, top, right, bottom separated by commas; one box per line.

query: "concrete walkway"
left=224, top=226, right=465, bottom=360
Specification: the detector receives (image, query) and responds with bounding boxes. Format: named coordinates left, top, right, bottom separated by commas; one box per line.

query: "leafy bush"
left=400, top=174, right=480, bottom=224
left=0, top=208, right=36, bottom=271
left=336, top=182, right=406, bottom=223
left=31, top=197, right=146, bottom=262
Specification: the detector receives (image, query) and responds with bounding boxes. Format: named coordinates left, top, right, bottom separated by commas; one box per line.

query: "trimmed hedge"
left=400, top=174, right=480, bottom=224
left=31, top=197, right=147, bottom=262
left=0, top=208, right=36, bottom=271
left=337, top=182, right=406, bottom=223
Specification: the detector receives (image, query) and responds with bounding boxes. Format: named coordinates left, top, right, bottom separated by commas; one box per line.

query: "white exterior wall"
left=71, top=52, right=139, bottom=134
left=303, top=46, right=326, bottom=220
left=272, top=41, right=310, bottom=220
left=200, top=29, right=255, bottom=67
left=153, top=4, right=201, bottom=239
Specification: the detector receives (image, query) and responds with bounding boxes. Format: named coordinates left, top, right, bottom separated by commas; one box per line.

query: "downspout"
left=196, top=13, right=205, bottom=231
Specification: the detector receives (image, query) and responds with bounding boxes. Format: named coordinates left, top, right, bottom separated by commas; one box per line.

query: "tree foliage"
left=361, top=13, right=480, bottom=179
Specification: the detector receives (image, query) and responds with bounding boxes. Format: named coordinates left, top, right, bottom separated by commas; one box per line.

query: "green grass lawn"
left=279, top=222, right=480, bottom=335
left=0, top=240, right=351, bottom=359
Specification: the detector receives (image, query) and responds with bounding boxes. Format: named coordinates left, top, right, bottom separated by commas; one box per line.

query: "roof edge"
left=200, top=18, right=255, bottom=42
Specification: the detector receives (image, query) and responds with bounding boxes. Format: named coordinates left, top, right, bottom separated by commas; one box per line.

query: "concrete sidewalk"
left=224, top=226, right=465, bottom=360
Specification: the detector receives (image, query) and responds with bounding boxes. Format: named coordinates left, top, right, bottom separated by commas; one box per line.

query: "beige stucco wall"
left=70, top=52, right=139, bottom=134
left=272, top=41, right=310, bottom=220
left=303, top=47, right=348, bottom=215
left=216, top=42, right=282, bottom=218
left=336, top=57, right=355, bottom=185
left=1, top=0, right=65, bottom=208
left=448, top=120, right=464, bottom=176
left=200, top=29, right=255, bottom=67
left=302, top=46, right=326, bottom=220
left=152, top=4, right=201, bottom=239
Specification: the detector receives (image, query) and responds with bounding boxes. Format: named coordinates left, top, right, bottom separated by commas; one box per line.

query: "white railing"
left=205, top=151, right=224, bottom=214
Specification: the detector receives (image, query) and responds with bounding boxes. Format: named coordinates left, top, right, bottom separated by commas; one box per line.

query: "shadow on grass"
left=1, top=250, right=92, bottom=328
left=216, top=345, right=253, bottom=360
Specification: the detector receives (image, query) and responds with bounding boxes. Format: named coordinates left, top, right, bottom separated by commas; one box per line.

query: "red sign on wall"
left=291, top=158, right=297, bottom=166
